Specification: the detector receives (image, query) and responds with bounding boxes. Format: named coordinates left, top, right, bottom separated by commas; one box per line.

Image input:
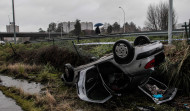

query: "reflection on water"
left=0, top=91, right=23, bottom=111
left=0, top=75, right=44, bottom=110
left=0, top=75, right=43, bottom=94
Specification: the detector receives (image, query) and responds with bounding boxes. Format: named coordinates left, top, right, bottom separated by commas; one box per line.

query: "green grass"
left=0, top=86, right=43, bottom=111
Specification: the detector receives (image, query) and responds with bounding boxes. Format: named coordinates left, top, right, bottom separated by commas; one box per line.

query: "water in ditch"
left=0, top=91, right=23, bottom=111
left=0, top=75, right=43, bottom=94
left=0, top=75, right=44, bottom=111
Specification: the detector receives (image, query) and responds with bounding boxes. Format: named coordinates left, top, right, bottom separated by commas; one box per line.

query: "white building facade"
left=5, top=22, right=29, bottom=42
left=6, top=22, right=19, bottom=32
left=62, top=21, right=93, bottom=33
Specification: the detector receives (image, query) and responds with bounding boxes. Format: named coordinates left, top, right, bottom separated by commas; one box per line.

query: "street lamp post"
left=12, top=0, right=16, bottom=44
left=168, top=0, right=173, bottom=44
left=119, top=6, right=125, bottom=33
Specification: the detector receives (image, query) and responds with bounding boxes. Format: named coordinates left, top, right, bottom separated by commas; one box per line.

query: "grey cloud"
left=0, top=0, right=190, bottom=32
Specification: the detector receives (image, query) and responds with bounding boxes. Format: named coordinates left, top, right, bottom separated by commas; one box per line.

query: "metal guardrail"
left=1, top=29, right=185, bottom=43
left=0, top=29, right=184, bottom=38
left=31, top=29, right=184, bottom=42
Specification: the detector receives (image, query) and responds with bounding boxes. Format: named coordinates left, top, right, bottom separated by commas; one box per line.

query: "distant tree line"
left=38, top=19, right=82, bottom=36
left=101, top=21, right=141, bottom=34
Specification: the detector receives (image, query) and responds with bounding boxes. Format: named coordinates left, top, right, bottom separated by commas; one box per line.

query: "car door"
left=138, top=77, right=177, bottom=104
left=77, top=66, right=112, bottom=103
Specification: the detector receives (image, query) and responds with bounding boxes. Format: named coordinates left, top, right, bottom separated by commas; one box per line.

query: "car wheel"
left=134, top=36, right=150, bottom=46
left=62, top=63, right=75, bottom=85
left=113, top=39, right=134, bottom=64
left=90, top=56, right=97, bottom=62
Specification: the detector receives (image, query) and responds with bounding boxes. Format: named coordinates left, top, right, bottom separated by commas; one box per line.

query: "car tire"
left=90, top=56, right=97, bottom=62
left=62, top=63, right=75, bottom=85
left=113, top=39, right=134, bottom=64
left=134, top=36, right=150, bottom=46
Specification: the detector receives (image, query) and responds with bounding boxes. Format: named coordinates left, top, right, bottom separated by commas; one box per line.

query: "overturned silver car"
left=61, top=36, right=177, bottom=104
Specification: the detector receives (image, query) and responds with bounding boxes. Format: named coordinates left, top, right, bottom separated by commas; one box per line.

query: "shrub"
left=14, top=45, right=91, bottom=71
left=43, top=63, right=57, bottom=73
left=39, top=70, right=49, bottom=82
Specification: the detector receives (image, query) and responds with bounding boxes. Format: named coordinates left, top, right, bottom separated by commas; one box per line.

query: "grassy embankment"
left=0, top=36, right=189, bottom=111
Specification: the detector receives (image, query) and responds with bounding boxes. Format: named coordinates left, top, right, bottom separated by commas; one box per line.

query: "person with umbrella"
left=94, top=23, right=103, bottom=35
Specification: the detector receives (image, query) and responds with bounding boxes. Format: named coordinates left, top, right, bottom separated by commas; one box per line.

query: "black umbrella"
left=94, top=23, right=103, bottom=27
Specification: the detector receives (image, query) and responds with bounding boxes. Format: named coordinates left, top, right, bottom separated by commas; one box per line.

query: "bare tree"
left=146, top=4, right=158, bottom=31
left=145, top=2, right=177, bottom=31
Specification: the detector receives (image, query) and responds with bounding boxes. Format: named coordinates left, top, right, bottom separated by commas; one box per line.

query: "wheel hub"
left=115, top=43, right=128, bottom=58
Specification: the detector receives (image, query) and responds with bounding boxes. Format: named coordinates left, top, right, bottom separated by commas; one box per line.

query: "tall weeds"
left=157, top=41, right=190, bottom=95
left=169, top=46, right=190, bottom=95
left=35, top=90, right=56, bottom=110
left=7, top=63, right=42, bottom=77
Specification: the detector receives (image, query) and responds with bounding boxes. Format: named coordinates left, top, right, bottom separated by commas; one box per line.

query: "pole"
left=119, top=6, right=125, bottom=33
left=168, top=0, right=173, bottom=44
left=72, top=41, right=81, bottom=58
left=189, top=19, right=190, bottom=38
left=61, top=25, right=63, bottom=38
left=184, top=22, right=188, bottom=38
left=188, top=19, right=190, bottom=44
left=12, top=0, right=16, bottom=44
left=9, top=42, right=17, bottom=56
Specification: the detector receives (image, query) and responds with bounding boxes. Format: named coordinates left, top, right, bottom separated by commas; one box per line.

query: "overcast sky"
left=0, top=0, right=189, bottom=32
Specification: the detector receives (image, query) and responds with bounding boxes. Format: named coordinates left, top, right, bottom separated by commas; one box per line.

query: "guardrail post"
left=77, top=36, right=80, bottom=43
left=184, top=22, right=188, bottom=38
left=189, top=19, right=190, bottom=44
